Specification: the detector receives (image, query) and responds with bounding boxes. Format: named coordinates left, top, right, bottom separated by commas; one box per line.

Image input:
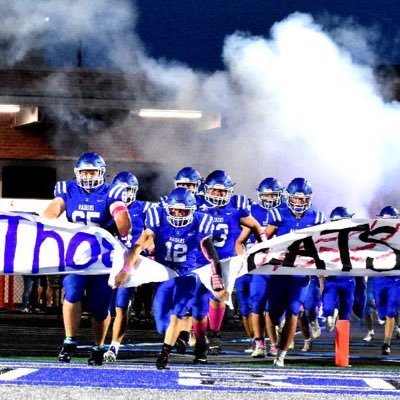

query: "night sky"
left=135, top=0, right=400, bottom=70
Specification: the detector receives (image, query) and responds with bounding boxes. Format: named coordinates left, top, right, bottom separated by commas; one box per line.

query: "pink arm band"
left=262, top=231, right=272, bottom=241
left=111, top=204, right=128, bottom=217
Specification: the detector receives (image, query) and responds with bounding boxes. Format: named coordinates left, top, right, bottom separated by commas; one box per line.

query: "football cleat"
left=88, top=346, right=106, bottom=366
left=302, top=338, right=313, bottom=352
left=208, top=333, right=222, bottom=356
left=382, top=343, right=391, bottom=355
left=103, top=346, right=117, bottom=362
left=156, top=353, right=170, bottom=370
left=193, top=341, right=209, bottom=364
left=174, top=338, right=187, bottom=355
left=326, top=316, right=336, bottom=332
left=58, top=341, right=77, bottom=363
left=244, top=339, right=256, bottom=353
left=363, top=331, right=375, bottom=342
left=273, top=356, right=285, bottom=367
left=267, top=345, right=279, bottom=357
left=251, top=345, right=266, bottom=358
left=310, top=319, right=321, bottom=338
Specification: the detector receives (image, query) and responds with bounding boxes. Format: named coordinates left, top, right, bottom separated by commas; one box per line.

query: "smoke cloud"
left=2, top=2, right=400, bottom=216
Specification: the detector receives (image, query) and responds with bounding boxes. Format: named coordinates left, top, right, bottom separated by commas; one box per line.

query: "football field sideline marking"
left=0, top=368, right=37, bottom=381
left=0, top=361, right=399, bottom=395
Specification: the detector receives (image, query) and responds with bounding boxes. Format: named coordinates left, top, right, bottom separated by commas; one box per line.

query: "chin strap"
left=200, top=236, right=224, bottom=291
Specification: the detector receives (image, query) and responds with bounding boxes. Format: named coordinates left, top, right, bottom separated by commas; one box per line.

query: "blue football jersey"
left=198, top=194, right=250, bottom=259
left=250, top=203, right=270, bottom=227
left=128, top=200, right=154, bottom=244
left=267, top=203, right=325, bottom=236
left=54, top=181, right=126, bottom=228
left=145, top=206, right=214, bottom=276
left=246, top=202, right=270, bottom=247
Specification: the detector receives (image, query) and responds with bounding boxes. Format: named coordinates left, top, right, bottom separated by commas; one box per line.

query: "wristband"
left=122, top=265, right=132, bottom=273
left=262, top=232, right=272, bottom=241
left=111, top=204, right=128, bottom=217
left=211, top=274, right=224, bottom=291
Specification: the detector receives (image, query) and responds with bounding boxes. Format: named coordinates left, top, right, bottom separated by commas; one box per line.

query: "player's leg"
left=192, top=280, right=211, bottom=364
left=381, top=277, right=400, bottom=355
left=87, top=275, right=113, bottom=365
left=249, top=275, right=269, bottom=357
left=235, top=275, right=253, bottom=351
left=363, top=277, right=376, bottom=341
left=58, top=274, right=86, bottom=362
left=208, top=296, right=225, bottom=355
left=322, top=278, right=339, bottom=332
left=274, top=275, right=309, bottom=367
left=104, top=287, right=134, bottom=362
left=157, top=275, right=197, bottom=369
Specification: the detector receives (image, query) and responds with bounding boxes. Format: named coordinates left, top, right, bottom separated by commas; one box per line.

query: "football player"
left=114, top=187, right=223, bottom=369
left=235, top=177, right=284, bottom=358
left=159, top=166, right=203, bottom=208
left=42, top=152, right=131, bottom=365
left=264, top=177, right=325, bottom=367
left=196, top=170, right=265, bottom=356
left=157, top=166, right=204, bottom=352
left=322, top=207, right=356, bottom=333
left=372, top=206, right=400, bottom=355
left=103, top=171, right=154, bottom=362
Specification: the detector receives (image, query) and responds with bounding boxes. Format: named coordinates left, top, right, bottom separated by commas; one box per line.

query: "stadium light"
left=0, top=105, right=20, bottom=113
left=137, top=109, right=202, bottom=119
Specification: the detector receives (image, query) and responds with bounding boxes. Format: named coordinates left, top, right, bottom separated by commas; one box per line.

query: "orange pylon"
left=335, top=319, right=350, bottom=367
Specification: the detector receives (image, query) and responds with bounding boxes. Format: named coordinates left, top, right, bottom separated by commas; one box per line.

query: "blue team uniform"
left=55, top=180, right=125, bottom=320
left=353, top=277, right=367, bottom=319
left=236, top=202, right=270, bottom=318
left=267, top=204, right=325, bottom=324
left=198, top=194, right=250, bottom=260
left=373, top=276, right=400, bottom=320
left=145, top=206, right=214, bottom=334
left=110, top=200, right=154, bottom=311
left=192, top=195, right=250, bottom=320
left=322, top=276, right=355, bottom=320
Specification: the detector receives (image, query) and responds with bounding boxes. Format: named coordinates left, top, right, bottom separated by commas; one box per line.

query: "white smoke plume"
left=2, top=2, right=400, bottom=215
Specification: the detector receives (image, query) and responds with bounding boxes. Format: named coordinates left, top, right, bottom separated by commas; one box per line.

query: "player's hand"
left=213, top=288, right=229, bottom=302
left=113, top=270, right=130, bottom=288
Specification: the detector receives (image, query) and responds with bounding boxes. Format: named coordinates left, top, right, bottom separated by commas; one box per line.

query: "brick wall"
left=0, top=115, right=56, bottom=160
left=0, top=115, right=143, bottom=162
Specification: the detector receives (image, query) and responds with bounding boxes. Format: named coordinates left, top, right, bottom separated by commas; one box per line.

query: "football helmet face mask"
left=204, top=170, right=235, bottom=207
left=74, top=152, right=106, bottom=190
left=330, top=206, right=354, bottom=221
left=165, top=187, right=197, bottom=227
left=174, top=166, right=202, bottom=195
left=257, top=177, right=284, bottom=210
left=112, top=171, right=139, bottom=206
left=377, top=206, right=400, bottom=219
left=285, top=177, right=313, bottom=213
